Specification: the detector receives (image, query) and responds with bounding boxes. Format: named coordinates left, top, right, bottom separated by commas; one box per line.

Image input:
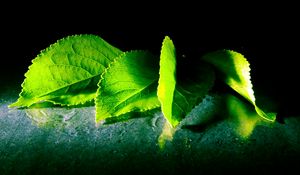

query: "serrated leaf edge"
left=95, top=50, right=161, bottom=123
left=10, top=34, right=117, bottom=108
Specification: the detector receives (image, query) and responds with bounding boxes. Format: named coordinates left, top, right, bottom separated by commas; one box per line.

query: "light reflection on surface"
left=25, top=108, right=77, bottom=127
left=158, top=120, right=176, bottom=149
left=227, top=95, right=261, bottom=138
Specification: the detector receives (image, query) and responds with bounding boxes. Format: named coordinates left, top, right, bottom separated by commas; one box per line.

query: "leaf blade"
left=95, top=51, right=160, bottom=123
left=9, top=34, right=122, bottom=108
left=157, top=36, right=178, bottom=127
left=158, top=36, right=215, bottom=127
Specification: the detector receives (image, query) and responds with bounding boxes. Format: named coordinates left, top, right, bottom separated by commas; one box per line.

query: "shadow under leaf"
left=25, top=100, right=95, bottom=109
left=180, top=94, right=226, bottom=133
left=102, top=108, right=161, bottom=125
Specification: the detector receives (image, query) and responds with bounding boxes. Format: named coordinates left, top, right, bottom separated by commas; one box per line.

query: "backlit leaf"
left=95, top=51, right=160, bottom=123
left=158, top=36, right=215, bottom=127
left=202, top=50, right=276, bottom=121
left=10, top=34, right=122, bottom=108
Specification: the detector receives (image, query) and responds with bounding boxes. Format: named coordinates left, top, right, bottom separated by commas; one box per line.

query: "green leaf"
left=95, top=51, right=160, bottom=123
left=202, top=50, right=276, bottom=121
left=158, top=36, right=215, bottom=127
left=9, top=34, right=122, bottom=108
left=157, top=36, right=178, bottom=127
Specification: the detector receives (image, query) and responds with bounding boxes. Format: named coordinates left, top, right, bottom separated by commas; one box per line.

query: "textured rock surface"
left=1, top=84, right=300, bottom=175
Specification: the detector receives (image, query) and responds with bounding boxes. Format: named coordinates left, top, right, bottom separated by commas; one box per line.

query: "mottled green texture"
left=10, top=35, right=122, bottom=107
left=158, top=36, right=215, bottom=127
left=95, top=51, right=160, bottom=123
left=202, top=50, right=276, bottom=121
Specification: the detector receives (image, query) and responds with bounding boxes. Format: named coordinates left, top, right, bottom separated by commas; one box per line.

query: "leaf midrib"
left=31, top=72, right=101, bottom=100
left=26, top=48, right=121, bottom=101
left=112, top=79, right=158, bottom=111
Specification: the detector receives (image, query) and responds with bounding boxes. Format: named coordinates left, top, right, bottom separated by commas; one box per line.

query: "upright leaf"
left=95, top=51, right=160, bottom=123
left=158, top=36, right=215, bottom=127
left=157, top=36, right=178, bottom=126
left=202, top=50, right=276, bottom=121
left=9, top=34, right=122, bottom=108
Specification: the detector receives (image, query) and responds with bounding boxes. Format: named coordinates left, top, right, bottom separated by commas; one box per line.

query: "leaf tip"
left=255, top=106, right=277, bottom=122
left=8, top=99, right=23, bottom=108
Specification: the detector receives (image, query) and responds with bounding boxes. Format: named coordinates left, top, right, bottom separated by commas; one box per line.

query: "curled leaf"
left=202, top=50, right=276, bottom=121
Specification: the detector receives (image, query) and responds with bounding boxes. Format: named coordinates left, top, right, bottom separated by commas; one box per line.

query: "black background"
left=1, top=4, right=300, bottom=175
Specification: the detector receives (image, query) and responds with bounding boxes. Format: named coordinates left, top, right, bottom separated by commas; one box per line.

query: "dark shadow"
left=180, top=87, right=228, bottom=133
left=103, top=108, right=160, bottom=125
left=276, top=104, right=300, bottom=124
left=253, top=77, right=300, bottom=124
left=26, top=100, right=94, bottom=109
left=254, top=82, right=300, bottom=124
left=181, top=114, right=225, bottom=133
left=180, top=77, right=276, bottom=134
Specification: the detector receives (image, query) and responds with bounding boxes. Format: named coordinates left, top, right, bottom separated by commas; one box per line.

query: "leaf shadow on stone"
left=23, top=100, right=95, bottom=109
left=181, top=114, right=225, bottom=133
left=179, top=92, right=227, bottom=133
left=103, top=108, right=161, bottom=125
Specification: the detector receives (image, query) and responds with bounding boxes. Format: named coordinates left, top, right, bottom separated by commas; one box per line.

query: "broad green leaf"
left=9, top=34, right=122, bottom=108
left=202, top=50, right=276, bottom=121
left=95, top=51, right=160, bottom=123
left=158, top=36, right=215, bottom=127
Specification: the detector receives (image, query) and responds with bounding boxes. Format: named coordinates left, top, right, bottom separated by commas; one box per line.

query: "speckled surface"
left=1, top=82, right=300, bottom=175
